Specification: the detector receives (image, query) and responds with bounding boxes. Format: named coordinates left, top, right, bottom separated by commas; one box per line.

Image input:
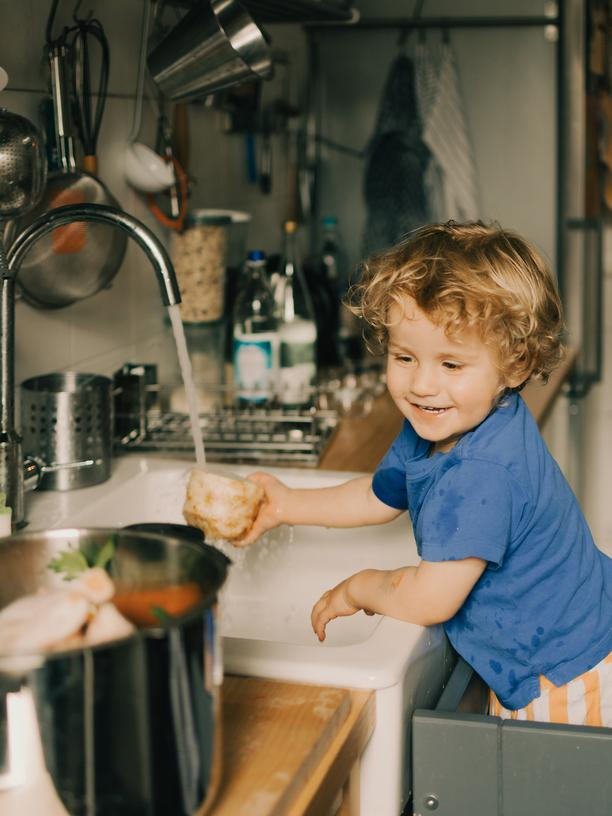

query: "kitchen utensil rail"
left=115, top=404, right=339, bottom=466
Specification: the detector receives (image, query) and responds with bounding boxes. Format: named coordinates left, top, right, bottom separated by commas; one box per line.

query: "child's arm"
left=311, top=557, right=487, bottom=641
left=239, top=472, right=403, bottom=546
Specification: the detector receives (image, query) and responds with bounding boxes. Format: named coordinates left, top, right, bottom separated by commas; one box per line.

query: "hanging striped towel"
left=415, top=41, right=481, bottom=222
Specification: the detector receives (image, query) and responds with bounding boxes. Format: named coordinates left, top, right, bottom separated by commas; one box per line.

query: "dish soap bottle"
left=274, top=221, right=317, bottom=407
left=232, top=250, right=279, bottom=405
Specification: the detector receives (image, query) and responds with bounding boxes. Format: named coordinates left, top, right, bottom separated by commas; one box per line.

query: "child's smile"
left=386, top=298, right=523, bottom=453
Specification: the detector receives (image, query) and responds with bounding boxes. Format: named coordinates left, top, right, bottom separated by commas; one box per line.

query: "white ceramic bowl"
left=123, top=141, right=175, bottom=193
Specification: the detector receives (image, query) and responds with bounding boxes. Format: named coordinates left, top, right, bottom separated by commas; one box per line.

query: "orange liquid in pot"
left=113, top=581, right=204, bottom=626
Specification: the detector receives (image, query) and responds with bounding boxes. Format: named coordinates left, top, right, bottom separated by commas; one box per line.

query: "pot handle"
left=168, top=628, right=201, bottom=814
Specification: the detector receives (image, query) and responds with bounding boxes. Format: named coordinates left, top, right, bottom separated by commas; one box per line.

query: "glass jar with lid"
left=171, top=210, right=232, bottom=324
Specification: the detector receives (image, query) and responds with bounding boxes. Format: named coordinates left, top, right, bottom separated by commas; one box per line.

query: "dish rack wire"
left=112, top=365, right=339, bottom=466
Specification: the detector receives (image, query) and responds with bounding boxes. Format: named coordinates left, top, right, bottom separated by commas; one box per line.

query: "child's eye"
left=442, top=361, right=463, bottom=371
left=394, top=354, right=414, bottom=364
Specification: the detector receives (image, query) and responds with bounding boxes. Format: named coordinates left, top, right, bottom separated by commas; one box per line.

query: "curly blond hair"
left=349, top=221, right=565, bottom=384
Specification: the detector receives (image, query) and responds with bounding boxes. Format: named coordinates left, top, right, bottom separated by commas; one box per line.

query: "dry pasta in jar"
left=171, top=211, right=231, bottom=323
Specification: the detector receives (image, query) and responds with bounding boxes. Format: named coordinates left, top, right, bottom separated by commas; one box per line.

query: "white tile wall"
left=2, top=0, right=172, bottom=383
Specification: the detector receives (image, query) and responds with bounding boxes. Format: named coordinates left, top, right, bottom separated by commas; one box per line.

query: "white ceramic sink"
left=25, top=455, right=455, bottom=815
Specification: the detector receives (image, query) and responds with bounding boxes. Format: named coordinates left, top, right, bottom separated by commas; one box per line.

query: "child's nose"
left=410, top=365, right=438, bottom=396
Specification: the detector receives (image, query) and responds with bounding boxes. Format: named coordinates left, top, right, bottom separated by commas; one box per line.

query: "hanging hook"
left=72, top=0, right=93, bottom=23
left=413, top=0, right=426, bottom=45
left=397, top=27, right=410, bottom=51
left=413, top=0, right=425, bottom=20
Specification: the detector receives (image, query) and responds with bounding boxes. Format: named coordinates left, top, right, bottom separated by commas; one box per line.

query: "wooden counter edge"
left=286, top=688, right=376, bottom=816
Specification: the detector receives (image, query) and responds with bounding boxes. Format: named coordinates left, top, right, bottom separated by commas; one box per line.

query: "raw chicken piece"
left=74, top=567, right=115, bottom=604
left=0, top=590, right=90, bottom=656
left=83, top=602, right=135, bottom=646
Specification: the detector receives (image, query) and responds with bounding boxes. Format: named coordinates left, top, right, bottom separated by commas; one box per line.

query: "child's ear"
left=505, top=365, right=532, bottom=390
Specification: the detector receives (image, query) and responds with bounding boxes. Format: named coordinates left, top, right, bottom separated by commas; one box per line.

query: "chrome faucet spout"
left=6, top=203, right=182, bottom=305
left=1, top=202, right=182, bottom=526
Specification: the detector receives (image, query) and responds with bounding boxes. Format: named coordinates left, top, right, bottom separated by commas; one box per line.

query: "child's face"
left=386, top=298, right=523, bottom=453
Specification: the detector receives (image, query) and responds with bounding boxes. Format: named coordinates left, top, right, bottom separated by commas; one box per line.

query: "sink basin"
left=25, top=455, right=455, bottom=815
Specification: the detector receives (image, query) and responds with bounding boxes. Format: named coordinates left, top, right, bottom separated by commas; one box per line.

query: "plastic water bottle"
left=274, top=222, right=317, bottom=407
left=232, top=250, right=279, bottom=404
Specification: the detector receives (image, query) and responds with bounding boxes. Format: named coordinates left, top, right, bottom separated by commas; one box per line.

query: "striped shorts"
left=489, top=650, right=612, bottom=727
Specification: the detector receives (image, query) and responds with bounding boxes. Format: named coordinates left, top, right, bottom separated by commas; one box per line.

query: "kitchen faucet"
left=2, top=202, right=181, bottom=527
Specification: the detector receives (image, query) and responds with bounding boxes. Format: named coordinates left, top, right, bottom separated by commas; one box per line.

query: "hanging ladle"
left=123, top=0, right=174, bottom=194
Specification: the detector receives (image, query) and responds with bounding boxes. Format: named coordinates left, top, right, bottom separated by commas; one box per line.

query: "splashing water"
left=167, top=304, right=206, bottom=467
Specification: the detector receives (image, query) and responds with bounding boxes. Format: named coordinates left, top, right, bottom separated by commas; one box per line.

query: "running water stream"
left=167, top=304, right=206, bottom=467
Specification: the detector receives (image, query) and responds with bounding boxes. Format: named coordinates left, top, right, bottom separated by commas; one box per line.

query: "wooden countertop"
left=213, top=676, right=375, bottom=816
left=319, top=349, right=577, bottom=473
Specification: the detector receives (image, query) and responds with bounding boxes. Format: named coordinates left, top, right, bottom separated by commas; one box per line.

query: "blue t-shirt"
left=372, top=392, right=612, bottom=710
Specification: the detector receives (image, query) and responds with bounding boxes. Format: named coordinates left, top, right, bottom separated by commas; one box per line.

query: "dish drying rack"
left=112, top=365, right=339, bottom=466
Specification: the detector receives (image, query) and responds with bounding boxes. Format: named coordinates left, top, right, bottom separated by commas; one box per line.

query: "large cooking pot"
left=0, top=526, right=229, bottom=816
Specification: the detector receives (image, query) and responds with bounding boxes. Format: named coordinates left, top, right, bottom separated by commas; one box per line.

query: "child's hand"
left=311, top=576, right=375, bottom=642
left=235, top=471, right=290, bottom=546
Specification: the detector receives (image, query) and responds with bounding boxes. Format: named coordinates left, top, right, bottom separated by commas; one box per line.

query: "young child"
left=241, top=221, right=612, bottom=727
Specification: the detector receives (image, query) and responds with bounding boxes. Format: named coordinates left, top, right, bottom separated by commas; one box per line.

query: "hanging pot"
left=147, top=0, right=273, bottom=102
left=9, top=45, right=127, bottom=309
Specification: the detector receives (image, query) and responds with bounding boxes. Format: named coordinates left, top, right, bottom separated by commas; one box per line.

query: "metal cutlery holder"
left=20, top=372, right=113, bottom=490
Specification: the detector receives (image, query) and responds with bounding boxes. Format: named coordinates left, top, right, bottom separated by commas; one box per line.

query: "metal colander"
left=0, top=108, right=47, bottom=218
left=20, top=372, right=112, bottom=490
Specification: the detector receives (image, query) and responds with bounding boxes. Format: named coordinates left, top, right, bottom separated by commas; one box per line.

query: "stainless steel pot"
left=9, top=45, right=127, bottom=309
left=0, top=526, right=229, bottom=816
left=148, top=0, right=273, bottom=102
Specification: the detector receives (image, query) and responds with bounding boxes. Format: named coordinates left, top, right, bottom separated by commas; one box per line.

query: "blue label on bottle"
left=233, top=335, right=274, bottom=403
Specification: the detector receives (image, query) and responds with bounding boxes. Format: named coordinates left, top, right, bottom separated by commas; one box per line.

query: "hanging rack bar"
left=309, top=15, right=559, bottom=30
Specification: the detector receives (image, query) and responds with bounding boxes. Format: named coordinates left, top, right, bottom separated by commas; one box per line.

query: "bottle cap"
left=247, top=250, right=266, bottom=261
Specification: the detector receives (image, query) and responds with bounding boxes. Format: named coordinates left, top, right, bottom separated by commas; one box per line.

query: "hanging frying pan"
left=9, top=44, right=127, bottom=309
